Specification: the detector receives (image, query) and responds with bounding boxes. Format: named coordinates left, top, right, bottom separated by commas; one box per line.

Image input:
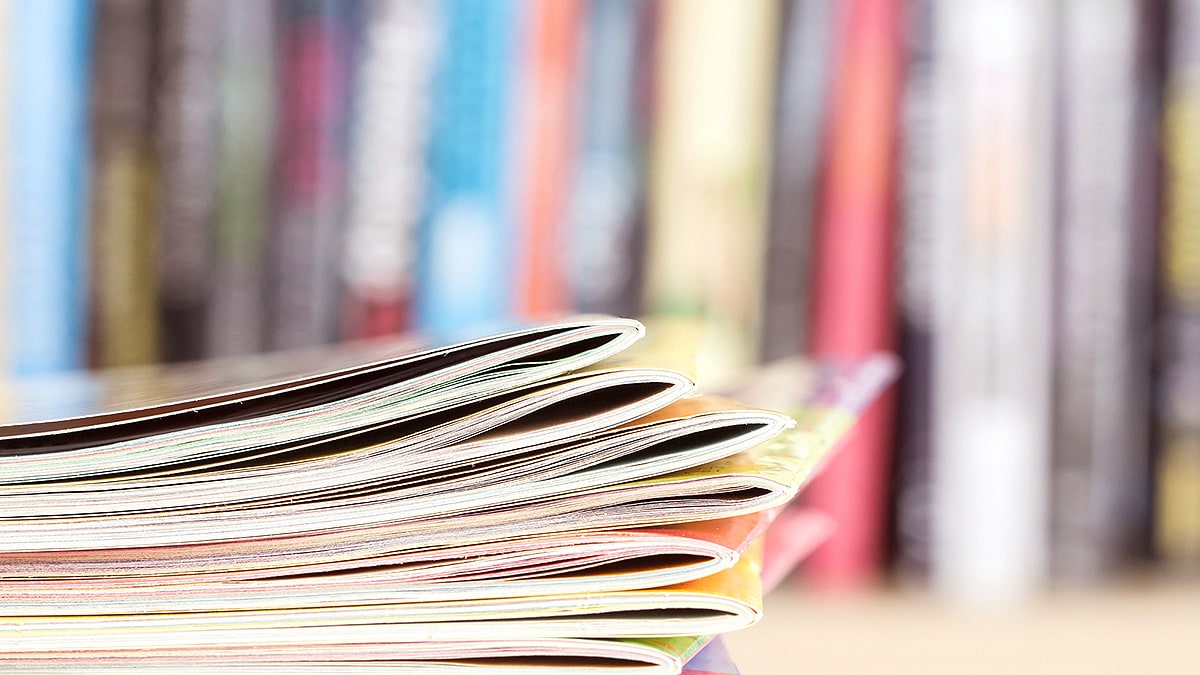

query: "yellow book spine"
left=645, top=0, right=780, bottom=384
left=1157, top=63, right=1200, bottom=565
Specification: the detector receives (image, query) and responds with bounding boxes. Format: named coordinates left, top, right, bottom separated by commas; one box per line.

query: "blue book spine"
left=6, top=0, right=94, bottom=375
left=417, top=0, right=518, bottom=341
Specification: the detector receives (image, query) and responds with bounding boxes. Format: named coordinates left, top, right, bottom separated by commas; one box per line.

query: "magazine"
left=0, top=316, right=894, bottom=673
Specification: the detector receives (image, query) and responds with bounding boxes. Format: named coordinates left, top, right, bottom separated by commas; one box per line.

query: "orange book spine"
left=514, top=0, right=584, bottom=318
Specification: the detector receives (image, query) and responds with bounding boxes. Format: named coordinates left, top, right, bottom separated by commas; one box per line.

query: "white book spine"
left=931, top=0, right=1055, bottom=604
left=343, top=0, right=438, bottom=303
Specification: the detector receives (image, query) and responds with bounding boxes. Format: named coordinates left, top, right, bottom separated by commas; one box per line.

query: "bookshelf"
left=3, top=0, right=1199, bottom=671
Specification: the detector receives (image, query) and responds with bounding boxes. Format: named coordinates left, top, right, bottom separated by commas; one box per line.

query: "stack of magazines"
left=0, top=317, right=893, bottom=673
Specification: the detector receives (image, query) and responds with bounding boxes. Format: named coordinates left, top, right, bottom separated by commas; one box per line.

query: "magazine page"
left=3, top=512, right=774, bottom=610
left=0, top=316, right=642, bottom=452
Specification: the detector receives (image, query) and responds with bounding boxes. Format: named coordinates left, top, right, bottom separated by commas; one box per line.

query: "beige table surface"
left=724, top=579, right=1200, bottom=675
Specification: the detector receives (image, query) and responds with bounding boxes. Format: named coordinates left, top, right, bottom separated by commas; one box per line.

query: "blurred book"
left=759, top=0, right=834, bottom=363
left=0, top=0, right=8, bottom=379
left=930, top=0, right=1055, bottom=603
left=564, top=0, right=654, bottom=319
left=155, top=0, right=223, bottom=362
left=5, top=0, right=93, bottom=375
left=800, top=0, right=903, bottom=588
left=341, top=0, right=439, bottom=339
left=1051, top=0, right=1158, bottom=580
left=891, top=0, right=936, bottom=581
left=88, top=0, right=159, bottom=369
left=644, top=0, right=779, bottom=384
left=417, top=0, right=519, bottom=340
left=208, top=0, right=275, bottom=358
left=1157, top=0, right=1200, bottom=571
left=267, top=0, right=357, bottom=351
left=511, top=0, right=584, bottom=320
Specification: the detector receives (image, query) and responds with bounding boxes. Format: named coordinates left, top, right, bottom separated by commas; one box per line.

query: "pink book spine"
left=801, top=0, right=904, bottom=588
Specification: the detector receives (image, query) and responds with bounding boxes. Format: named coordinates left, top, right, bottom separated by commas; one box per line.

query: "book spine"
left=156, top=0, right=224, bottom=362
left=891, top=0, right=936, bottom=580
left=267, top=0, right=357, bottom=351
left=0, top=0, right=8, bottom=374
left=564, top=0, right=646, bottom=318
left=931, top=0, right=1055, bottom=602
left=511, top=0, right=584, bottom=320
left=800, top=0, right=903, bottom=588
left=340, top=0, right=438, bottom=340
left=759, top=0, right=834, bottom=363
left=89, top=0, right=159, bottom=369
left=644, top=0, right=780, bottom=382
left=625, top=2, right=659, bottom=320
left=6, top=0, right=93, bottom=374
left=1051, top=0, right=1156, bottom=580
left=417, top=0, right=519, bottom=339
left=1157, top=0, right=1200, bottom=569
left=207, top=0, right=275, bottom=358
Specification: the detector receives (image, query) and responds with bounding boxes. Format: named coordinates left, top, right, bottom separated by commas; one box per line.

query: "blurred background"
left=4, top=0, right=1200, bottom=670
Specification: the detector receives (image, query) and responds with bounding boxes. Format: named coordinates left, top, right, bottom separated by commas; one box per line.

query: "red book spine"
left=513, top=0, right=584, bottom=319
left=802, top=0, right=904, bottom=587
left=268, top=1, right=354, bottom=350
